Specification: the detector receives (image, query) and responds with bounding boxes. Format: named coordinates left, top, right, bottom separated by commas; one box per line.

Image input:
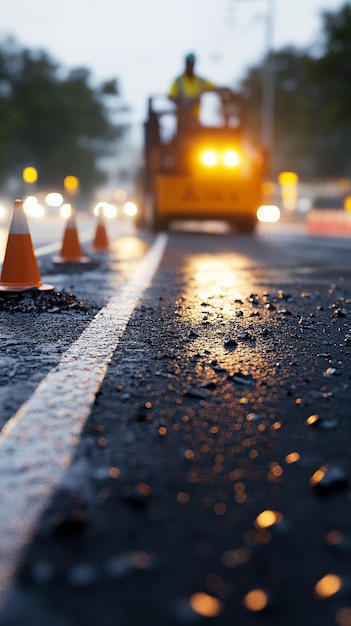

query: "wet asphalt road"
left=1, top=220, right=351, bottom=626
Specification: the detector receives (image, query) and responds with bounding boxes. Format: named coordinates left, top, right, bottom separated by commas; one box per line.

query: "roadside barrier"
left=0, top=199, right=54, bottom=293
left=306, top=209, right=351, bottom=237
left=91, top=214, right=110, bottom=252
left=52, top=209, right=91, bottom=264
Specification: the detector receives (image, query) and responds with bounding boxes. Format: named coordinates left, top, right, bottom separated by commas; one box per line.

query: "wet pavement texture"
left=0, top=231, right=152, bottom=426
left=0, top=284, right=101, bottom=430
left=1, top=231, right=351, bottom=625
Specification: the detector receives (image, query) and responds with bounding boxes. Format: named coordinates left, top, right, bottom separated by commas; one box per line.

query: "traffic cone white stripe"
left=66, top=213, right=76, bottom=230
left=8, top=199, right=31, bottom=235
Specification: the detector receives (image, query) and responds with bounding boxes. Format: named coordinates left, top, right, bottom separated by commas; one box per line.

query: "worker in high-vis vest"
left=168, top=52, right=218, bottom=127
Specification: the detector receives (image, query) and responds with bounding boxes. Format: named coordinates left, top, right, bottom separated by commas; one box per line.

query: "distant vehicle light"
left=33, top=204, right=45, bottom=218
left=257, top=204, right=281, bottom=223
left=23, top=195, right=38, bottom=210
left=26, top=203, right=45, bottom=218
left=45, top=192, right=63, bottom=207
left=223, top=150, right=239, bottom=167
left=104, top=204, right=117, bottom=219
left=123, top=201, right=138, bottom=217
left=201, top=150, right=218, bottom=167
left=60, top=203, right=72, bottom=219
left=93, top=202, right=103, bottom=216
left=23, top=195, right=45, bottom=218
left=93, top=202, right=117, bottom=219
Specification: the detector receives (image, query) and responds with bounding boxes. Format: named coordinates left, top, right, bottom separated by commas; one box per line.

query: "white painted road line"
left=34, top=229, right=95, bottom=256
left=0, top=232, right=168, bottom=608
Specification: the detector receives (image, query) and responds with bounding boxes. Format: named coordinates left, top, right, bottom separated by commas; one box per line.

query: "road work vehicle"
left=137, top=89, right=268, bottom=233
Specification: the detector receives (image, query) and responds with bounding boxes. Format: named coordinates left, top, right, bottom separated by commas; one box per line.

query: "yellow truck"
left=137, top=90, right=268, bottom=233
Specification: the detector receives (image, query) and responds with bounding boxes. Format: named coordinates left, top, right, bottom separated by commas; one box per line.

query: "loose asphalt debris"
left=0, top=289, right=98, bottom=315
left=1, top=266, right=351, bottom=625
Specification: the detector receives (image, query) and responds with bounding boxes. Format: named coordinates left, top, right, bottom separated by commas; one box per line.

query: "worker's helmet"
left=185, top=52, right=196, bottom=64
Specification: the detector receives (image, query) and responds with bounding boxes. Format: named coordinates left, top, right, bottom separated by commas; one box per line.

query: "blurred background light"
left=45, top=192, right=63, bottom=207
left=257, top=204, right=280, bottom=222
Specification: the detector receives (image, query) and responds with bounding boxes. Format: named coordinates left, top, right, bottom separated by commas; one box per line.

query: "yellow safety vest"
left=168, top=74, right=217, bottom=121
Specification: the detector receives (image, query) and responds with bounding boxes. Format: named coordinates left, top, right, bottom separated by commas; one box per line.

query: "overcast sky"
left=0, top=0, right=346, bottom=146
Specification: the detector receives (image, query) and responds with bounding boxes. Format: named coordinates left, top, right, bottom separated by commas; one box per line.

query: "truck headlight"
left=223, top=150, right=240, bottom=167
left=201, top=150, right=218, bottom=166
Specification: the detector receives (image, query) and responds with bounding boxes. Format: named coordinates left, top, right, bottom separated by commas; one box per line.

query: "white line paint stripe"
left=0, top=232, right=168, bottom=608
left=34, top=229, right=95, bottom=256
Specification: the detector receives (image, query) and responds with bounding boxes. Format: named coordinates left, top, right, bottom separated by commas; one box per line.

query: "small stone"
left=119, top=392, right=130, bottom=401
left=200, top=381, right=216, bottom=389
left=209, top=360, right=227, bottom=374
left=278, top=290, right=293, bottom=300
left=229, top=371, right=254, bottom=385
left=248, top=294, right=260, bottom=305
left=305, top=414, right=338, bottom=430
left=309, top=464, right=349, bottom=493
left=184, top=386, right=211, bottom=400
left=188, top=329, right=199, bottom=338
left=323, top=367, right=337, bottom=377
left=334, top=308, right=348, bottom=317
left=246, top=412, right=261, bottom=422
left=137, top=402, right=153, bottom=422
left=224, top=337, right=237, bottom=348
left=237, top=331, right=253, bottom=341
left=155, top=370, right=175, bottom=379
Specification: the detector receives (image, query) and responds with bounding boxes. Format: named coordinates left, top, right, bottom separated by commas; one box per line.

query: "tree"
left=241, top=46, right=315, bottom=175
left=239, top=2, right=351, bottom=179
left=308, top=3, right=351, bottom=176
left=0, top=37, right=129, bottom=197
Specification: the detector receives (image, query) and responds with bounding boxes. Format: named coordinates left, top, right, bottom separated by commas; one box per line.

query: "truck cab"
left=137, top=89, right=267, bottom=233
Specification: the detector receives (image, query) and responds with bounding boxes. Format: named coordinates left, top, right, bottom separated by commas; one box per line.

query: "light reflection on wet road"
left=0, top=215, right=351, bottom=625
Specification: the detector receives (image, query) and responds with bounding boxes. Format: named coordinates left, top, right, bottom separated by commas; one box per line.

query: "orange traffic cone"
left=0, top=199, right=54, bottom=293
left=91, top=214, right=110, bottom=252
left=52, top=209, right=91, bottom=264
